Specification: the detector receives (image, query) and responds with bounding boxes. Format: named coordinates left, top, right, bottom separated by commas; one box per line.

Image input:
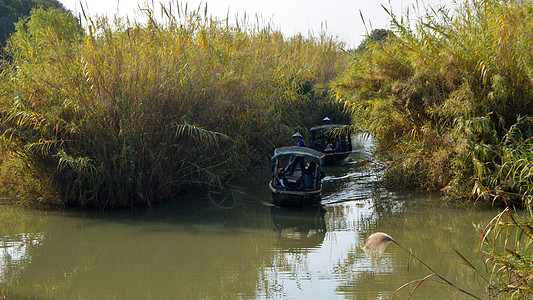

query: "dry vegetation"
left=0, top=4, right=349, bottom=208
left=335, top=0, right=533, bottom=297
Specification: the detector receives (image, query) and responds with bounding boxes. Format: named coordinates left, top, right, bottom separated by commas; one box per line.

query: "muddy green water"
left=0, top=140, right=499, bottom=299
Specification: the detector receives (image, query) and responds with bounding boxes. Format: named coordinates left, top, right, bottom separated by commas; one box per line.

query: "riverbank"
left=0, top=198, right=18, bottom=205
left=331, top=0, right=533, bottom=297
left=333, top=0, right=533, bottom=207
left=0, top=5, right=350, bottom=209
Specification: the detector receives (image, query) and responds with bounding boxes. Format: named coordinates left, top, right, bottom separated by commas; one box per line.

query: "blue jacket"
left=297, top=139, right=307, bottom=147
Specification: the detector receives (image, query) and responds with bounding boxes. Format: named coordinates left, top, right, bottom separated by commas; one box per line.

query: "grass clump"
left=481, top=207, right=533, bottom=299
left=0, top=4, right=348, bottom=208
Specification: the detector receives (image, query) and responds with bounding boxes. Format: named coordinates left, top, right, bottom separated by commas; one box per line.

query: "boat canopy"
left=271, top=146, right=325, bottom=164
left=309, top=124, right=348, bottom=132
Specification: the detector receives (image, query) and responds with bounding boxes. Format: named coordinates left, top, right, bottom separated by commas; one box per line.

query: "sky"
left=59, top=0, right=455, bottom=48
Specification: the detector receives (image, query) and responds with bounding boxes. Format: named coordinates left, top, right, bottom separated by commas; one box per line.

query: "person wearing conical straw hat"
left=292, top=132, right=307, bottom=147
left=286, top=132, right=307, bottom=175
left=322, top=117, right=332, bottom=124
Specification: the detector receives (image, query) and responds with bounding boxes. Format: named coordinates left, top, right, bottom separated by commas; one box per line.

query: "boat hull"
left=269, top=181, right=321, bottom=207
left=323, top=151, right=351, bottom=164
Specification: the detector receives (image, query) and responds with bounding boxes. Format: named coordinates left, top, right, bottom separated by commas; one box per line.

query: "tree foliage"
left=0, top=0, right=68, bottom=48
left=356, top=28, right=394, bottom=52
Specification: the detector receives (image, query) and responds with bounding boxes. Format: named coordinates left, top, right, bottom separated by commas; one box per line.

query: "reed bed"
left=0, top=4, right=348, bottom=208
left=333, top=0, right=533, bottom=202
left=334, top=0, right=533, bottom=296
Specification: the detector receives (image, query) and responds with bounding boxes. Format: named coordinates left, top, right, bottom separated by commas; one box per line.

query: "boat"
left=269, top=146, right=326, bottom=207
left=309, top=124, right=353, bottom=164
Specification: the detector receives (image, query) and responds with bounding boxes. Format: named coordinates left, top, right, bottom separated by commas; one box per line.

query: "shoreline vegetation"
left=0, top=0, right=532, bottom=297
left=333, top=0, right=533, bottom=297
left=0, top=3, right=350, bottom=208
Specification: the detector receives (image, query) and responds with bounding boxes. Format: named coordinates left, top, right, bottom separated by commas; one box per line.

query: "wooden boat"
left=269, top=146, right=326, bottom=207
left=309, top=124, right=353, bottom=164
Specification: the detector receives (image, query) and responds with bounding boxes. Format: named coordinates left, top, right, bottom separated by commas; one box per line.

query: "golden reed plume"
left=362, top=232, right=483, bottom=299
left=362, top=232, right=395, bottom=255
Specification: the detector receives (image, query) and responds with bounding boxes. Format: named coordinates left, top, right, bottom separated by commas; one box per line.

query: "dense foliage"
left=0, top=0, right=67, bottom=48
left=333, top=0, right=533, bottom=297
left=355, top=28, right=393, bottom=52
left=334, top=0, right=533, bottom=203
left=0, top=5, right=349, bottom=208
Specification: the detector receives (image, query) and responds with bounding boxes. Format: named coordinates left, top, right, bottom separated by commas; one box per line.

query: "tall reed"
left=0, top=4, right=348, bottom=208
left=334, top=0, right=533, bottom=296
left=479, top=207, right=533, bottom=298
left=333, top=0, right=533, bottom=201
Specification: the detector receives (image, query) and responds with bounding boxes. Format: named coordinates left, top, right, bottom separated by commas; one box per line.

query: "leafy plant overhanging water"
left=334, top=0, right=533, bottom=297
left=0, top=4, right=349, bottom=208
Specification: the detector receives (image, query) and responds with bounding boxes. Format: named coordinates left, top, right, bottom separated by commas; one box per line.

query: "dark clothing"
left=312, top=140, right=325, bottom=152
left=297, top=138, right=307, bottom=147
left=286, top=138, right=306, bottom=175
left=293, top=163, right=319, bottom=190
left=331, top=139, right=342, bottom=152
left=285, top=156, right=304, bottom=176
left=326, top=139, right=342, bottom=153
left=303, top=174, right=314, bottom=189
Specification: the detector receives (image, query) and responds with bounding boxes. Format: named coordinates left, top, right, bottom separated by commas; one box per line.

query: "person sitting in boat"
left=312, top=136, right=326, bottom=152
left=294, top=161, right=324, bottom=191
left=326, top=138, right=342, bottom=154
left=274, top=168, right=289, bottom=190
left=311, top=161, right=326, bottom=181
left=285, top=132, right=307, bottom=175
left=323, top=117, right=332, bottom=125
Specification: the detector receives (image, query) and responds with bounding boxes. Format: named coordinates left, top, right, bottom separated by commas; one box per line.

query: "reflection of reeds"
left=363, top=232, right=483, bottom=299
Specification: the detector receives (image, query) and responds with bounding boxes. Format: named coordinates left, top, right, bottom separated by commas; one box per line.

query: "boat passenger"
left=294, top=161, right=323, bottom=191
left=322, top=117, right=332, bottom=125
left=312, top=136, right=326, bottom=152
left=285, top=132, right=307, bottom=175
left=326, top=139, right=342, bottom=154
left=275, top=168, right=289, bottom=190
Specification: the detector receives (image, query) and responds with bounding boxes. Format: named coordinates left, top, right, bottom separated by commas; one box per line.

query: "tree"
left=6, top=6, right=82, bottom=60
left=356, top=28, right=394, bottom=52
left=0, top=0, right=68, bottom=48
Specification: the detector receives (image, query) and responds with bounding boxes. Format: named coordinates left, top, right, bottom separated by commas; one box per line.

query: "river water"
left=0, top=139, right=499, bottom=299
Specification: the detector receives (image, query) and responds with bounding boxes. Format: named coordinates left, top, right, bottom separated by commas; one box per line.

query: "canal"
left=0, top=138, right=497, bottom=299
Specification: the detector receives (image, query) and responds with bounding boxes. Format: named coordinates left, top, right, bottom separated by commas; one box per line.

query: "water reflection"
left=0, top=233, right=43, bottom=284
left=0, top=138, right=498, bottom=299
left=270, top=206, right=326, bottom=251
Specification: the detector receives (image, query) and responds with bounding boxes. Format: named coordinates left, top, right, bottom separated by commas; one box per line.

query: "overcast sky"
left=59, top=0, right=455, bottom=48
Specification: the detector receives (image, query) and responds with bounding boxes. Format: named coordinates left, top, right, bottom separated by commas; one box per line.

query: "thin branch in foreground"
left=363, top=232, right=484, bottom=300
